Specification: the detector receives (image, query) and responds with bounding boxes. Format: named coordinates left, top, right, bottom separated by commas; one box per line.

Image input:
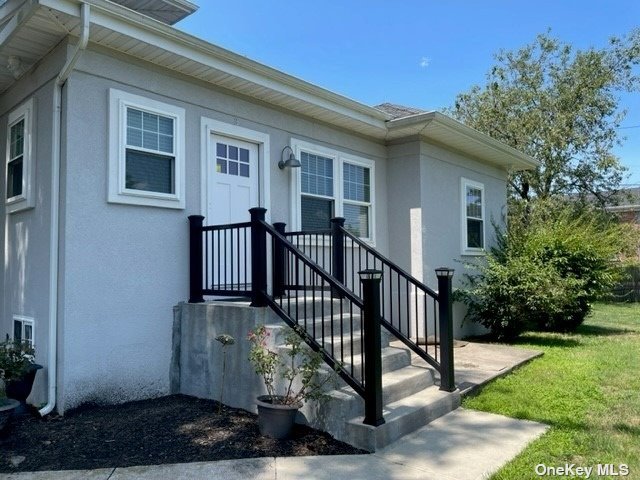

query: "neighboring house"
left=0, top=0, right=537, bottom=416
left=608, top=186, right=640, bottom=247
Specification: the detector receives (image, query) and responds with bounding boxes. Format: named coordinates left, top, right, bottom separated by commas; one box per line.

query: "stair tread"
left=333, top=364, right=433, bottom=396
left=347, top=384, right=458, bottom=425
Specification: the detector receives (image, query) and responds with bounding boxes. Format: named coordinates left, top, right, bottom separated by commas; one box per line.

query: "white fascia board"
left=388, top=111, right=540, bottom=170
left=0, top=0, right=38, bottom=48
left=39, top=0, right=390, bottom=131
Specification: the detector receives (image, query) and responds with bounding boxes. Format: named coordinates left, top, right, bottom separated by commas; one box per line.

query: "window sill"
left=6, top=197, right=34, bottom=214
left=108, top=190, right=184, bottom=209
left=461, top=249, right=486, bottom=257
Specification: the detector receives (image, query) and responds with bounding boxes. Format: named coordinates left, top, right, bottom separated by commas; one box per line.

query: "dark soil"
left=0, top=395, right=366, bottom=472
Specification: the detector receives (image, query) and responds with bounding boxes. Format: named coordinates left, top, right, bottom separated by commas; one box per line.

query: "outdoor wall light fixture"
left=279, top=146, right=301, bottom=169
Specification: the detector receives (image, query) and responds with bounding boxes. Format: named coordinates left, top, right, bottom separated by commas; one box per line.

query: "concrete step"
left=294, top=312, right=363, bottom=338
left=274, top=295, right=358, bottom=318
left=344, top=385, right=461, bottom=451
left=317, top=346, right=412, bottom=386
left=318, top=328, right=391, bottom=358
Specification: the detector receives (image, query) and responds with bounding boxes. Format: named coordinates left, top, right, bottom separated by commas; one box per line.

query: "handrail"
left=339, top=226, right=444, bottom=373
left=202, top=221, right=251, bottom=232
left=262, top=221, right=362, bottom=308
left=262, top=221, right=368, bottom=398
left=341, top=228, right=439, bottom=299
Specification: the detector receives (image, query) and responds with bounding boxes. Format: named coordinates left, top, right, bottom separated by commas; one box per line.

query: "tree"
left=449, top=31, right=640, bottom=205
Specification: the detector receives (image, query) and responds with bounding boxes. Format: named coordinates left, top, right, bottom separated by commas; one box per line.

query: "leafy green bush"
left=460, top=199, right=639, bottom=338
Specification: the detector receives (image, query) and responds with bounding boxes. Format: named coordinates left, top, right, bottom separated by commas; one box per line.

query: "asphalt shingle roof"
left=374, top=103, right=427, bottom=120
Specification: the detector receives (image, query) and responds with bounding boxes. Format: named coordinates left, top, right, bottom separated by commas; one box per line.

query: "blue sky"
left=177, top=1, right=640, bottom=184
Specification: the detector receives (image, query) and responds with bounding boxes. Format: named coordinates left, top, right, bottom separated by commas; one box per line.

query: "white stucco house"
left=0, top=0, right=537, bottom=418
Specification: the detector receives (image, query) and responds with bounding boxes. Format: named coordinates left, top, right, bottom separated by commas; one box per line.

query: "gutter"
left=387, top=111, right=540, bottom=170
left=40, top=1, right=90, bottom=417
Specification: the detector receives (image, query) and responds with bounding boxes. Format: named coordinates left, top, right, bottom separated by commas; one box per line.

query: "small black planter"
left=0, top=398, right=19, bottom=431
left=6, top=363, right=42, bottom=416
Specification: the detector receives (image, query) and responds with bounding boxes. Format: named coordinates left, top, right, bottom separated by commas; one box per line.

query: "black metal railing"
left=337, top=226, right=455, bottom=392
left=283, top=228, right=332, bottom=274
left=188, top=208, right=455, bottom=425
left=188, top=215, right=252, bottom=301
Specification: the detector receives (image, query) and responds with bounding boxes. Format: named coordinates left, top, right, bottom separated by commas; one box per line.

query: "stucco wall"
left=0, top=44, right=68, bottom=407
left=385, top=138, right=509, bottom=338
left=58, top=46, right=389, bottom=411
left=422, top=141, right=509, bottom=337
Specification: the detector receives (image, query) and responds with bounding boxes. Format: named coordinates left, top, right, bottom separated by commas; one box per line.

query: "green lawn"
left=463, top=303, right=640, bottom=479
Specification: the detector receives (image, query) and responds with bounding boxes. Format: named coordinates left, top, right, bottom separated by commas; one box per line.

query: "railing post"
left=360, top=269, right=385, bottom=427
left=273, top=222, right=286, bottom=298
left=331, top=217, right=345, bottom=297
left=250, top=207, right=268, bottom=307
left=188, top=215, right=205, bottom=303
left=436, top=267, right=455, bottom=392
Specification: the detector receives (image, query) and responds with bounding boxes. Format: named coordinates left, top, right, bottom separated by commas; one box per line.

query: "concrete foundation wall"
left=171, top=301, right=364, bottom=443
left=171, top=301, right=281, bottom=412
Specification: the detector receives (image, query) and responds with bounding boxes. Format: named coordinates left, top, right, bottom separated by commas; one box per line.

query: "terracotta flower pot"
left=256, top=395, right=301, bottom=439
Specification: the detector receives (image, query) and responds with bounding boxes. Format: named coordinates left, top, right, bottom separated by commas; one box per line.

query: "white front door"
left=208, top=134, right=259, bottom=290
left=208, top=134, right=259, bottom=224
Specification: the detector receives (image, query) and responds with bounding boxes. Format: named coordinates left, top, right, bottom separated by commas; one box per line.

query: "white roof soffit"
left=109, top=0, right=197, bottom=25
left=32, top=0, right=390, bottom=137
left=387, top=111, right=539, bottom=171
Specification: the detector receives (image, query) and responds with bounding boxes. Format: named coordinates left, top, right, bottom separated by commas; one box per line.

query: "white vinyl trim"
left=108, top=88, right=185, bottom=209
left=290, top=138, right=375, bottom=245
left=461, top=177, right=486, bottom=256
left=200, top=117, right=271, bottom=221
left=5, top=98, right=35, bottom=213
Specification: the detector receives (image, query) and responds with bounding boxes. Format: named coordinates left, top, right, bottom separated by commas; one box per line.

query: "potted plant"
left=0, top=378, right=20, bottom=432
left=247, top=324, right=335, bottom=439
left=0, top=339, right=41, bottom=415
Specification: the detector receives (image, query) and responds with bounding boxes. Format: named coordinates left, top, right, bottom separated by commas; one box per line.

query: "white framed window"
left=5, top=98, right=35, bottom=213
left=108, top=89, right=185, bottom=209
left=292, top=139, right=375, bottom=243
left=12, top=315, right=34, bottom=346
left=461, top=178, right=485, bottom=255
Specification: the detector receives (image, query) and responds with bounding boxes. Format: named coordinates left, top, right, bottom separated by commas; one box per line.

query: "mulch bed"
left=0, top=394, right=366, bottom=472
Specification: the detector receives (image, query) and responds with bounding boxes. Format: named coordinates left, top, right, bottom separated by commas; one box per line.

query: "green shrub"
left=459, top=255, right=584, bottom=340
left=460, top=199, right=639, bottom=338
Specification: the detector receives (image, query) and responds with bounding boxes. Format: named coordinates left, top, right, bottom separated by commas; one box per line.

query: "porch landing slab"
left=397, top=339, right=543, bottom=395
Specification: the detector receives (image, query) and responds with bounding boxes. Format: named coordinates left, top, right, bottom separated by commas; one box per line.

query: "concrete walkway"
left=1, top=343, right=546, bottom=480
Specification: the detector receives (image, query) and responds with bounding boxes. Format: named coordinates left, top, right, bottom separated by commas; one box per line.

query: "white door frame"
left=200, top=117, right=271, bottom=222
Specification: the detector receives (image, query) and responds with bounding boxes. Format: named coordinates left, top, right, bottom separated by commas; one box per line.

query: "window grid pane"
left=301, top=151, right=333, bottom=197
left=126, top=107, right=174, bottom=155
left=216, top=142, right=250, bottom=178
left=466, top=187, right=482, bottom=219
left=343, top=163, right=370, bottom=202
left=10, top=119, right=25, bottom=159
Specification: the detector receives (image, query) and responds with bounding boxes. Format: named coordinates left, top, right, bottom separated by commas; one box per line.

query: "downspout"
left=40, top=2, right=90, bottom=417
